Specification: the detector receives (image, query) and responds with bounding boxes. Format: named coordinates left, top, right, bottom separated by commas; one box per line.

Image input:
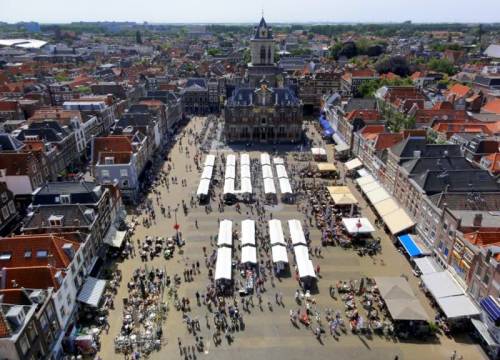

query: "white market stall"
left=241, top=246, right=257, bottom=264
left=356, top=174, right=376, bottom=186
left=204, top=154, right=216, bottom=167
left=288, top=219, right=307, bottom=246
left=273, top=157, right=284, bottom=165
left=215, top=247, right=233, bottom=294
left=262, top=165, right=273, bottom=179
left=77, top=277, right=107, bottom=308
left=226, top=154, right=236, bottom=167
left=269, top=219, right=286, bottom=246
left=225, top=165, right=236, bottom=179
left=197, top=178, right=211, bottom=199
left=293, top=245, right=316, bottom=289
left=311, top=147, right=327, bottom=161
left=345, top=158, right=363, bottom=171
left=365, top=187, right=391, bottom=205
left=201, top=165, right=214, bottom=180
left=279, top=178, right=294, bottom=203
left=217, top=220, right=233, bottom=247
left=342, top=217, right=375, bottom=234
left=240, top=165, right=251, bottom=179
left=275, top=164, right=288, bottom=179
left=382, top=208, right=415, bottom=235
left=240, top=153, right=250, bottom=166
left=240, top=220, right=255, bottom=247
left=260, top=153, right=271, bottom=166
left=413, top=256, right=441, bottom=275
left=263, top=178, right=276, bottom=195
left=271, top=245, right=288, bottom=264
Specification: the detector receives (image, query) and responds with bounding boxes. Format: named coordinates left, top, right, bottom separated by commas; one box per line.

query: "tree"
left=328, top=43, right=342, bottom=59
left=135, top=30, right=142, bottom=44
left=375, top=55, right=410, bottom=77
left=339, top=41, right=358, bottom=59
left=428, top=58, right=456, bottom=76
left=207, top=48, right=221, bottom=57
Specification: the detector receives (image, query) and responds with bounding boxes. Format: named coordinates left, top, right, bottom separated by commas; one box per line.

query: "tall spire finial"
left=261, top=7, right=264, bottom=18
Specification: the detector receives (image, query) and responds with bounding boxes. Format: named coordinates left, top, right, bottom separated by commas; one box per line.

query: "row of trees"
left=329, top=40, right=385, bottom=59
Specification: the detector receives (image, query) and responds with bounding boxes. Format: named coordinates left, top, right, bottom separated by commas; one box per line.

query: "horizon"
left=2, top=0, right=500, bottom=24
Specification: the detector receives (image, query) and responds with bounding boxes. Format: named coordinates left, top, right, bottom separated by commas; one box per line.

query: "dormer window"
left=104, top=157, right=114, bottom=165
left=48, top=215, right=64, bottom=227
left=60, top=194, right=70, bottom=204
left=36, top=250, right=48, bottom=258
left=24, top=250, right=32, bottom=258
left=0, top=252, right=11, bottom=260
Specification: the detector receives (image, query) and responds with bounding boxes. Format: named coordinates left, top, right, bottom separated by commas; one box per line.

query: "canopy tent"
left=279, top=178, right=293, bottom=194
left=345, top=158, right=363, bottom=171
left=356, top=174, right=376, bottom=186
left=373, top=198, right=400, bottom=217
left=317, top=162, right=337, bottom=173
left=215, top=247, right=232, bottom=280
left=261, top=165, right=273, bottom=179
left=240, top=177, right=252, bottom=194
left=366, top=187, right=391, bottom=205
left=226, top=154, right=236, bottom=167
left=311, top=147, right=327, bottom=156
left=204, top=154, right=216, bottom=167
left=294, top=245, right=316, bottom=279
left=480, top=296, right=500, bottom=323
left=240, top=153, right=250, bottom=166
left=263, top=178, right=276, bottom=194
left=342, top=217, right=375, bottom=234
left=414, top=257, right=441, bottom=275
left=240, top=165, right=251, bottom=179
left=197, top=178, right=210, bottom=196
left=269, top=219, right=286, bottom=246
left=201, top=165, right=214, bottom=180
left=398, top=234, right=430, bottom=257
left=103, top=226, right=128, bottom=248
left=241, top=220, right=255, bottom=246
left=77, top=277, right=107, bottom=308
left=334, top=143, right=350, bottom=152
left=273, top=157, right=284, bottom=165
left=223, top=178, right=235, bottom=195
left=241, top=246, right=257, bottom=264
left=375, top=276, right=416, bottom=300
left=271, top=245, right=289, bottom=263
left=360, top=181, right=381, bottom=194
left=357, top=168, right=369, bottom=177
left=275, top=164, right=289, bottom=179
left=217, top=220, right=233, bottom=247
left=288, top=219, right=307, bottom=246
left=225, top=165, right=236, bottom=179
left=421, top=271, right=464, bottom=299
left=436, top=295, right=480, bottom=319
left=384, top=299, right=429, bottom=321
left=327, top=186, right=358, bottom=205
left=260, top=153, right=271, bottom=166
left=382, top=208, right=415, bottom=235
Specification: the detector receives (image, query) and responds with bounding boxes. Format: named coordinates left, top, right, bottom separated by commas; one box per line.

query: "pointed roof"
left=254, top=16, right=273, bottom=40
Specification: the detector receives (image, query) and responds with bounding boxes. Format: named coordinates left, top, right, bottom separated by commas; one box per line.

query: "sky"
left=2, top=0, right=500, bottom=24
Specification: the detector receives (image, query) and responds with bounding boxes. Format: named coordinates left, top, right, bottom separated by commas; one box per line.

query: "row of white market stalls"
left=223, top=154, right=253, bottom=202
left=289, top=219, right=317, bottom=290
left=260, top=153, right=294, bottom=203
left=197, top=154, right=216, bottom=202
left=269, top=219, right=289, bottom=274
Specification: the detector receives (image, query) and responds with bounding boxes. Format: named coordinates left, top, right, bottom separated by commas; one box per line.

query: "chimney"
left=473, top=213, right=483, bottom=227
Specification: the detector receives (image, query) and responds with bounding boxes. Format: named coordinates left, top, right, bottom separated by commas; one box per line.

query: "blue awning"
left=398, top=234, right=424, bottom=257
left=481, top=296, right=500, bottom=322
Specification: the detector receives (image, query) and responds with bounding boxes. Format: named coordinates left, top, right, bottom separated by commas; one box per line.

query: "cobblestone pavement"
left=97, top=117, right=486, bottom=360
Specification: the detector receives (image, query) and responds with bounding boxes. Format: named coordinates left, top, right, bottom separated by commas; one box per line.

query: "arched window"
left=260, top=46, right=266, bottom=63
left=268, top=46, right=272, bottom=63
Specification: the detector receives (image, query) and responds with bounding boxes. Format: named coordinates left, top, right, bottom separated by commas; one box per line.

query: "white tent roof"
left=215, top=247, right=232, bottom=280
left=240, top=153, right=250, bottom=166
left=269, top=219, right=286, bottom=246
left=204, top=154, right=216, bottom=167
left=294, top=245, right=316, bottom=278
left=217, top=220, right=233, bottom=247
left=342, top=217, right=375, bottom=234
left=335, top=143, right=350, bottom=152
left=436, top=295, right=480, bottom=319
left=240, top=164, right=251, bottom=179
left=201, top=166, right=213, bottom=180
left=279, top=178, right=293, bottom=194
left=241, top=220, right=255, bottom=246
left=260, top=153, right=271, bottom=165
left=356, top=175, right=376, bottom=186
left=263, top=178, right=276, bottom=194
left=357, top=168, right=369, bottom=177
left=262, top=165, right=273, bottom=179
left=226, top=154, right=236, bottom=167
left=273, top=157, right=284, bottom=165
left=311, top=147, right=327, bottom=156
left=414, top=257, right=441, bottom=275
left=345, top=158, right=363, bottom=170
left=197, top=178, right=210, bottom=196
left=382, top=208, right=415, bottom=235
left=241, top=246, right=257, bottom=264
left=373, top=198, right=400, bottom=217
left=421, top=271, right=465, bottom=299
left=77, top=277, right=107, bottom=308
left=360, top=181, right=381, bottom=194
left=103, top=226, right=128, bottom=248
left=366, top=187, right=391, bottom=204
left=225, top=165, right=236, bottom=179
left=275, top=164, right=288, bottom=179
left=288, top=219, right=307, bottom=246
left=271, top=245, right=288, bottom=263
left=223, top=178, right=235, bottom=195
left=240, top=177, right=252, bottom=194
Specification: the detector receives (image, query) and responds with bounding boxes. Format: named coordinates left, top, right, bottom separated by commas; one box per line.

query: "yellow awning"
left=317, top=162, right=337, bottom=172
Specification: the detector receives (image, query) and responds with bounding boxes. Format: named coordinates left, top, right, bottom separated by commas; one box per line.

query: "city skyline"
left=2, top=0, right=500, bottom=24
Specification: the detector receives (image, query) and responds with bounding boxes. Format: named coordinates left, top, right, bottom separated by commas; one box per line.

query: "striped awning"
left=77, top=277, right=107, bottom=308
left=481, top=296, right=500, bottom=322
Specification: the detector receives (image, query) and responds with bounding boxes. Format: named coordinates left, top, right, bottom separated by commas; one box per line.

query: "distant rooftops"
left=0, top=39, right=47, bottom=49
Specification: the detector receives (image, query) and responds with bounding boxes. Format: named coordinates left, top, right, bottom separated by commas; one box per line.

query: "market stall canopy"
left=241, top=220, right=255, bottom=246
left=384, top=299, right=429, bottom=321
left=204, top=154, right=216, bottom=167
left=480, top=296, right=500, bottom=323
left=357, top=168, right=369, bottom=177
left=269, top=219, right=286, bottom=246
left=77, top=277, right=107, bottom=308
left=414, top=256, right=441, bottom=275
left=294, top=245, right=316, bottom=279
left=360, top=181, right=381, bottom=194
left=226, top=154, right=236, bottom=167
left=240, top=165, right=251, bottom=179
left=311, top=147, right=327, bottom=156
left=262, top=165, right=273, bottom=179
left=345, top=158, right=363, bottom=171
left=342, top=217, right=375, bottom=234
left=271, top=244, right=289, bottom=263
left=223, top=178, right=235, bottom=195
left=382, top=208, right=415, bottom=235
left=197, top=178, right=210, bottom=196
left=327, top=186, right=358, bottom=205
left=356, top=174, right=376, bottom=186
left=471, top=318, right=499, bottom=347
left=260, top=153, right=271, bottom=166
left=421, top=271, right=465, bottom=299
left=288, top=219, right=307, bottom=246
left=217, top=220, right=233, bottom=247
left=279, top=178, right=293, bottom=194
left=103, top=226, right=128, bottom=248
left=436, top=295, right=480, bottom=319
left=240, top=153, right=250, bottom=166
left=225, top=165, right=236, bottom=179
left=201, top=166, right=214, bottom=180
left=240, top=177, right=252, bottom=194
left=317, top=163, right=337, bottom=172
left=398, top=234, right=430, bottom=257
left=275, top=164, right=289, bottom=179
left=373, top=198, right=400, bottom=217
left=335, top=143, right=350, bottom=153
left=241, top=246, right=257, bottom=264
left=273, top=157, right=284, bottom=165
left=263, top=178, right=276, bottom=194
left=215, top=247, right=232, bottom=280
left=366, top=187, right=391, bottom=204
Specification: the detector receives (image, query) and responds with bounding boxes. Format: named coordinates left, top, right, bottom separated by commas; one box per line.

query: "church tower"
left=250, top=17, right=275, bottom=66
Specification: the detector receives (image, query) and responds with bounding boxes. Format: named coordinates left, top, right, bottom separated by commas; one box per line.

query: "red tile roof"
left=345, top=109, right=382, bottom=123
left=482, top=153, right=500, bottom=174
left=446, top=83, right=471, bottom=99
left=0, top=152, right=36, bottom=176
left=360, top=125, right=385, bottom=140
left=463, top=231, right=500, bottom=247
left=374, top=133, right=404, bottom=151
left=482, top=99, right=500, bottom=115
left=92, top=136, right=133, bottom=165
left=4, top=266, right=63, bottom=290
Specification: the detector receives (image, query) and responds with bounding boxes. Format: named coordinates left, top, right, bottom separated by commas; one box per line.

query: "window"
left=1, top=206, right=8, bottom=220
left=18, top=334, right=30, bottom=355
left=8, top=201, right=15, bottom=215
left=24, top=250, right=32, bottom=258
left=104, top=157, right=114, bottom=165
left=0, top=252, right=11, bottom=260
left=101, top=170, right=110, bottom=178
left=0, top=192, right=7, bottom=202
left=36, top=250, right=48, bottom=258
left=60, top=194, right=70, bottom=204
left=120, top=169, right=128, bottom=177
